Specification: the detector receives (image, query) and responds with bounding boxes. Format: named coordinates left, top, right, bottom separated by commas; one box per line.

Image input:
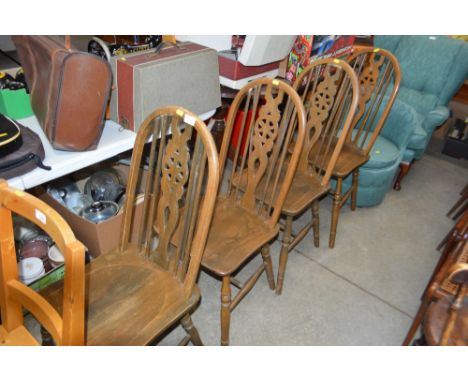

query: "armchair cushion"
left=365, top=136, right=400, bottom=170
left=392, top=36, right=463, bottom=96
left=397, top=87, right=438, bottom=115
left=375, top=35, right=468, bottom=162
left=379, top=98, right=418, bottom=151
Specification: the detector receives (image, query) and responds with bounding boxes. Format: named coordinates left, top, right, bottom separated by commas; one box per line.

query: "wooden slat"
left=7, top=280, right=63, bottom=344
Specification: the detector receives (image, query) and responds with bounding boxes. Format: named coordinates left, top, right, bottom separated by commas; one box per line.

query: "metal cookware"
left=80, top=201, right=119, bottom=223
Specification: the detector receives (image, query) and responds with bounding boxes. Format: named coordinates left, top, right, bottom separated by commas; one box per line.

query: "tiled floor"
left=156, top=153, right=468, bottom=345
left=24, top=152, right=467, bottom=345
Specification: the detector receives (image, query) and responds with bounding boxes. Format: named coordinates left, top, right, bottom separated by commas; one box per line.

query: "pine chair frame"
left=275, top=58, right=360, bottom=294
left=205, top=78, right=306, bottom=345
left=0, top=180, right=85, bottom=346
left=325, top=47, right=401, bottom=248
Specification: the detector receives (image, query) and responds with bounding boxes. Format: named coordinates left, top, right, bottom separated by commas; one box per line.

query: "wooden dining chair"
left=318, top=47, right=401, bottom=248
left=201, top=78, right=306, bottom=345
left=403, top=238, right=467, bottom=345
left=0, top=180, right=86, bottom=345
left=41, top=107, right=219, bottom=345
left=422, top=262, right=467, bottom=345
left=275, top=58, right=360, bottom=294
left=447, top=183, right=468, bottom=221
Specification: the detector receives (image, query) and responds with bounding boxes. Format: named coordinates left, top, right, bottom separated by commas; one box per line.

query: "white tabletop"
left=7, top=109, right=215, bottom=191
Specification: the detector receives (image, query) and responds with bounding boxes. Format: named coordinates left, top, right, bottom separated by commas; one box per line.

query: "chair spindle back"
left=293, top=58, right=360, bottom=186
left=218, top=78, right=306, bottom=228
left=119, top=107, right=219, bottom=297
left=346, top=47, right=401, bottom=155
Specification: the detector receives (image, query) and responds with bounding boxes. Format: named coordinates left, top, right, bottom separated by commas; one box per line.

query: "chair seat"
left=201, top=197, right=279, bottom=276
left=309, top=141, right=369, bottom=178
left=282, top=171, right=329, bottom=215
left=0, top=325, right=39, bottom=346
left=423, top=295, right=468, bottom=346
left=41, top=250, right=200, bottom=346
left=231, top=164, right=329, bottom=216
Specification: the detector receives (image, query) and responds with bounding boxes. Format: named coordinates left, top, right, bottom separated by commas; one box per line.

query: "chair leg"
left=393, top=161, right=412, bottom=191
left=402, top=299, right=431, bottom=346
left=351, top=169, right=359, bottom=211
left=329, top=177, right=343, bottom=249
left=180, top=314, right=203, bottom=346
left=311, top=200, right=320, bottom=247
left=261, top=245, right=276, bottom=290
left=276, top=215, right=293, bottom=295
left=220, top=275, right=231, bottom=346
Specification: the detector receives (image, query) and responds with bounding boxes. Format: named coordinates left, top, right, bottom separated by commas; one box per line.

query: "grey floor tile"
left=294, top=155, right=468, bottom=318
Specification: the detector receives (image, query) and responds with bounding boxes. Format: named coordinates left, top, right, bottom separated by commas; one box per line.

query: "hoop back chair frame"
left=321, top=47, right=401, bottom=248
left=39, top=107, right=219, bottom=346
left=0, top=180, right=85, bottom=346
left=274, top=58, right=360, bottom=294
left=203, top=78, right=306, bottom=345
left=119, top=106, right=219, bottom=300
left=218, top=78, right=306, bottom=228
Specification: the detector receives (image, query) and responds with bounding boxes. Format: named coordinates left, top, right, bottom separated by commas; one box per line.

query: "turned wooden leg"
left=180, top=314, right=203, bottom=346
left=402, top=299, right=431, bottom=346
left=220, top=276, right=231, bottom=346
left=311, top=200, right=320, bottom=247
left=276, top=215, right=293, bottom=295
left=261, top=245, right=276, bottom=290
left=351, top=169, right=359, bottom=211
left=393, top=161, right=412, bottom=191
left=329, top=177, right=343, bottom=249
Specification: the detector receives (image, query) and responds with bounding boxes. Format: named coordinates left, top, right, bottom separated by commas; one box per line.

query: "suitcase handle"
left=154, top=41, right=183, bottom=54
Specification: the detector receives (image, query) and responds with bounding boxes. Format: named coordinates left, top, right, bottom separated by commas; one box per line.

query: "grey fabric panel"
left=135, top=49, right=221, bottom=129
left=110, top=46, right=221, bottom=131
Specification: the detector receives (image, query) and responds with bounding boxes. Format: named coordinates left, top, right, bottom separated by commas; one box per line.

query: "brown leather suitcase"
left=12, top=36, right=112, bottom=151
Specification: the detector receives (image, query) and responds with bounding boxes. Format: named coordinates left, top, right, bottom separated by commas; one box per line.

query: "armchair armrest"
left=423, top=105, right=450, bottom=135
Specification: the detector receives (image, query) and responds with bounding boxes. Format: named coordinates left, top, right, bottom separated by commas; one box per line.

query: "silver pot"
left=80, top=201, right=119, bottom=223
left=84, top=169, right=125, bottom=202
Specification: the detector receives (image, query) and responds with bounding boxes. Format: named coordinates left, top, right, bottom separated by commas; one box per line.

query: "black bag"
left=0, top=114, right=51, bottom=179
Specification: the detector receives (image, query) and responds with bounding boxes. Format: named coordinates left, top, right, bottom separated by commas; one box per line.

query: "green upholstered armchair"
left=339, top=97, right=418, bottom=207
left=374, top=35, right=468, bottom=190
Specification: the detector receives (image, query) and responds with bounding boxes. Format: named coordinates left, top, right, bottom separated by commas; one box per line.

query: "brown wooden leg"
left=351, top=169, right=359, bottom=211
left=276, top=215, right=293, bottom=295
left=311, top=200, right=320, bottom=247
left=402, top=299, right=430, bottom=346
left=329, top=177, right=343, bottom=249
left=180, top=314, right=203, bottom=346
left=261, top=245, right=275, bottom=290
left=220, top=276, right=231, bottom=346
left=393, top=161, right=412, bottom=191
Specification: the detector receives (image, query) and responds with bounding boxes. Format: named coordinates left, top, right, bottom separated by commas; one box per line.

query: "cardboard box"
left=218, top=51, right=282, bottom=80
left=37, top=164, right=144, bottom=257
